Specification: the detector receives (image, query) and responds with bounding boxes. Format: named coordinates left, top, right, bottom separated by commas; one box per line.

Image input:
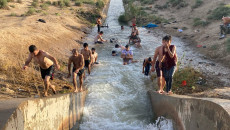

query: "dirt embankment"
left=142, top=0, right=230, bottom=67
left=0, top=0, right=109, bottom=99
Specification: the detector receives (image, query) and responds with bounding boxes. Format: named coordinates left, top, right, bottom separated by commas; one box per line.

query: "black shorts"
left=85, top=60, right=90, bottom=67
left=40, top=65, right=54, bottom=80
left=95, top=41, right=103, bottom=44
left=73, top=68, right=84, bottom=76
left=155, top=61, right=163, bottom=77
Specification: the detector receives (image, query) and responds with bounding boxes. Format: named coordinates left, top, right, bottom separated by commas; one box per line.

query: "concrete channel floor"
left=0, top=98, right=29, bottom=130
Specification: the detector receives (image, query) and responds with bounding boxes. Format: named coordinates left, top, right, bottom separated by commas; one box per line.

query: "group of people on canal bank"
left=22, top=16, right=177, bottom=97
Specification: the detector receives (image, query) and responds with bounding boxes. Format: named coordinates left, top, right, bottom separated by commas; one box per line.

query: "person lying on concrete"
left=94, top=31, right=107, bottom=44
left=96, top=16, right=102, bottom=33
left=112, top=44, right=125, bottom=56
left=142, top=57, right=152, bottom=76
left=219, top=16, right=230, bottom=39
left=67, top=49, right=85, bottom=92
left=161, top=35, right=177, bottom=95
left=151, top=40, right=166, bottom=94
left=121, top=45, right=138, bottom=65
left=91, top=48, right=98, bottom=65
left=23, top=45, right=60, bottom=97
left=81, top=43, right=92, bottom=75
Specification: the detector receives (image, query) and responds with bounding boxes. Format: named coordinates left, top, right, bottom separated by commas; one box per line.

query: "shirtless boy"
left=67, top=49, right=85, bottom=92
left=94, top=31, right=107, bottom=44
left=151, top=41, right=166, bottom=94
left=96, top=16, right=102, bottom=33
left=81, top=43, right=92, bottom=75
left=23, top=45, right=60, bottom=97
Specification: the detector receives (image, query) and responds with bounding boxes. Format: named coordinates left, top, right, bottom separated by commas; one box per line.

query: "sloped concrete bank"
left=148, top=90, right=230, bottom=130
left=2, top=92, right=87, bottom=130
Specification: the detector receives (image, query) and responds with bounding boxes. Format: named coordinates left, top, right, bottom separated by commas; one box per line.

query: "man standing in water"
left=23, top=45, right=60, bottom=97
left=68, top=49, right=85, bottom=92
left=161, top=35, right=177, bottom=95
left=142, top=57, right=152, bottom=76
left=151, top=40, right=166, bottom=94
left=121, top=45, right=137, bottom=65
left=96, top=16, right=102, bottom=33
left=81, top=43, right=92, bottom=75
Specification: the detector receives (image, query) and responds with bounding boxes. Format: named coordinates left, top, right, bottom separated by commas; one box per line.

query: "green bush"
left=52, top=1, right=58, bottom=6
left=192, top=0, right=203, bottom=9
left=168, top=0, right=188, bottom=9
left=64, top=0, right=71, bottom=7
left=75, top=1, right=81, bottom=6
left=10, top=12, right=17, bottom=16
left=26, top=7, right=36, bottom=16
left=7, top=0, right=14, bottom=2
left=96, top=0, right=104, bottom=9
left=45, top=1, right=52, bottom=5
left=0, top=0, right=8, bottom=9
left=31, top=1, right=38, bottom=8
left=208, top=5, right=230, bottom=20
left=40, top=3, right=49, bottom=10
left=83, top=0, right=94, bottom=5
left=78, top=10, right=101, bottom=24
left=118, top=14, right=129, bottom=23
left=193, top=18, right=210, bottom=27
left=225, top=38, right=230, bottom=53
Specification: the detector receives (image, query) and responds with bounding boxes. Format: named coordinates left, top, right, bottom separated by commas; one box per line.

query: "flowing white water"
left=79, top=0, right=173, bottom=129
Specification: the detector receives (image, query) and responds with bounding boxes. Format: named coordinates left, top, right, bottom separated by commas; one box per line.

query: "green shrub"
left=193, top=18, right=210, bottom=27
left=225, top=38, right=230, bottom=53
left=208, top=5, right=230, bottom=20
left=31, top=1, right=38, bottom=8
left=83, top=0, right=94, bottom=5
left=64, top=0, right=71, bottom=7
left=168, top=0, right=188, bottom=9
left=40, top=3, right=49, bottom=10
left=0, top=0, right=8, bottom=9
left=45, top=1, right=52, bottom=5
left=52, top=1, right=58, bottom=6
left=58, top=0, right=65, bottom=8
left=26, top=7, right=36, bottom=16
left=7, top=0, right=14, bottom=2
left=78, top=10, right=101, bottom=24
left=10, top=12, right=17, bottom=16
left=192, top=0, right=203, bottom=9
left=75, top=1, right=81, bottom=6
left=118, top=14, right=129, bottom=23
left=96, top=0, right=104, bottom=9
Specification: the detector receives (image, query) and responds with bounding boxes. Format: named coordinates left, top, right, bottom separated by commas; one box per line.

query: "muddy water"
left=77, top=0, right=230, bottom=129
left=78, top=0, right=173, bottom=129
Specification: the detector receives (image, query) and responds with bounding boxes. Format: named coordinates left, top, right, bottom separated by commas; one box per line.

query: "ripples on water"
left=79, top=0, right=174, bottom=129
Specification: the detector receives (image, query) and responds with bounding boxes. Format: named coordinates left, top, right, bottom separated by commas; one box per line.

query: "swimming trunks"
left=155, top=61, right=163, bottom=77
left=40, top=65, right=54, bottom=80
left=72, top=68, right=85, bottom=76
left=95, top=41, right=103, bottom=44
left=85, top=60, right=90, bottom=67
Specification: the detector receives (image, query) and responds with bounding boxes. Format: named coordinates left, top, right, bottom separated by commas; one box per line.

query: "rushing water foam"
left=79, top=0, right=173, bottom=129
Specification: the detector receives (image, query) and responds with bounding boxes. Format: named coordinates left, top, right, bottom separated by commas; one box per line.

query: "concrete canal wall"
left=148, top=90, right=230, bottom=130
left=3, top=92, right=87, bottom=130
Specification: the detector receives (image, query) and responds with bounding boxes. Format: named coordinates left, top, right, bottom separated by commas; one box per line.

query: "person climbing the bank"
left=23, top=45, right=60, bottom=97
left=96, top=16, right=102, bottom=33
left=151, top=40, right=166, bottom=94
left=161, top=35, right=177, bottom=95
left=142, top=57, right=152, bottom=76
left=81, top=43, right=92, bottom=75
left=94, top=31, right=107, bottom=44
left=121, top=45, right=137, bottom=65
left=219, top=16, right=230, bottom=39
left=67, top=49, right=85, bottom=92
left=91, top=48, right=98, bottom=65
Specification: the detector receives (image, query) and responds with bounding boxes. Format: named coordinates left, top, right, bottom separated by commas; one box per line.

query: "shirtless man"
left=91, top=48, right=98, bottom=65
left=81, top=43, right=92, bottom=75
left=129, top=26, right=141, bottom=48
left=23, top=45, right=60, bottom=97
left=96, top=16, right=102, bottom=33
left=151, top=41, right=166, bottom=94
left=67, top=49, right=85, bottom=92
left=94, top=31, right=107, bottom=44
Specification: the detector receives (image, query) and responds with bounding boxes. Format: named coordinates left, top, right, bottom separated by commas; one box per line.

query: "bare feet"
left=50, top=85, right=56, bottom=94
left=44, top=92, right=48, bottom=97
left=169, top=91, right=173, bottom=95
left=74, top=89, right=79, bottom=93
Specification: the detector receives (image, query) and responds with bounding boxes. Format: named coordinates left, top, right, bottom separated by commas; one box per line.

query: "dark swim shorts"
left=72, top=68, right=85, bottom=76
left=95, top=41, right=103, bottom=44
left=155, top=61, right=163, bottom=77
left=40, top=65, right=54, bottom=80
left=85, top=60, right=90, bottom=67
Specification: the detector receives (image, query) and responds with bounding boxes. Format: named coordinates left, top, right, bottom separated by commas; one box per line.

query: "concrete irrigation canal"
left=1, top=0, right=230, bottom=130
